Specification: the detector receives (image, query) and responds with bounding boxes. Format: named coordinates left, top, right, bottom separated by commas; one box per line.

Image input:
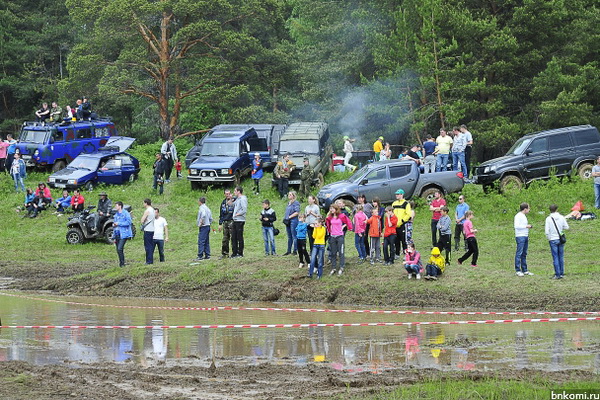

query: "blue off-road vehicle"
left=187, top=127, right=269, bottom=189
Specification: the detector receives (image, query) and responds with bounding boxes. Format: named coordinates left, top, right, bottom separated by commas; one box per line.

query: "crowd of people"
left=33, top=98, right=94, bottom=123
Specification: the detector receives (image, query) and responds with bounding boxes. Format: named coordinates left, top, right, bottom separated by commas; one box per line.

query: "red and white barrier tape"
left=0, top=292, right=598, bottom=316
left=2, top=316, right=600, bottom=329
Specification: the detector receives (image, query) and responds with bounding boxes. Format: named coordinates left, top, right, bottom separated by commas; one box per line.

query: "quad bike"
left=66, top=205, right=136, bottom=244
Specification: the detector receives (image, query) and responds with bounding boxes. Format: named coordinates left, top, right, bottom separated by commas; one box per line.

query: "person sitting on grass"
left=403, top=242, right=422, bottom=280
left=54, top=190, right=72, bottom=213
left=70, top=189, right=85, bottom=213
left=23, top=188, right=35, bottom=216
left=424, top=247, right=446, bottom=280
left=31, top=182, right=53, bottom=217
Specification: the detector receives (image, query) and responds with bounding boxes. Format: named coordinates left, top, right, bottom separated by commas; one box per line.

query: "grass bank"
left=0, top=146, right=598, bottom=311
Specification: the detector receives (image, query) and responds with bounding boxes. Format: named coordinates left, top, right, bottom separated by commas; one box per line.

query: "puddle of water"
left=1, top=292, right=599, bottom=373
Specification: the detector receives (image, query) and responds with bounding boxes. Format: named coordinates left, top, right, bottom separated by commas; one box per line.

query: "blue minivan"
left=16, top=119, right=116, bottom=171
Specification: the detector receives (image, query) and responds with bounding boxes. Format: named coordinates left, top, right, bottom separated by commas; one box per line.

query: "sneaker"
left=394, top=254, right=400, bottom=260
left=416, top=273, right=421, bottom=280
left=330, top=269, right=336, bottom=276
left=407, top=274, right=412, bottom=280
left=298, top=263, right=304, bottom=269
left=370, top=260, right=375, bottom=265
left=457, top=260, right=463, bottom=265
left=551, top=275, right=561, bottom=280
left=338, top=269, right=343, bottom=276
left=431, top=276, right=438, bottom=281
left=470, top=264, right=478, bottom=268
left=283, top=252, right=291, bottom=256
left=218, top=255, right=229, bottom=260
left=424, top=275, right=431, bottom=280
left=524, top=271, right=534, bottom=276
left=313, top=268, right=318, bottom=274
left=516, top=272, right=524, bottom=277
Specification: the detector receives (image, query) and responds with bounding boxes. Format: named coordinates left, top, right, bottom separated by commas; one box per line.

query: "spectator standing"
left=260, top=199, right=277, bottom=256
left=35, top=103, right=50, bottom=122
left=304, top=195, right=321, bottom=250
left=367, top=207, right=382, bottom=264
left=283, top=191, right=300, bottom=255
left=435, top=129, right=453, bottom=172
left=231, top=186, right=247, bottom=258
left=274, top=153, right=294, bottom=199
left=296, top=213, right=311, bottom=269
left=326, top=204, right=353, bottom=276
left=0, top=137, right=8, bottom=173
left=10, top=152, right=27, bottom=192
left=160, top=137, right=178, bottom=182
left=251, top=153, right=263, bottom=195
left=514, top=202, right=533, bottom=277
left=383, top=206, right=398, bottom=265
left=70, top=189, right=85, bottom=213
left=94, top=192, right=112, bottom=231
left=196, top=197, right=213, bottom=261
left=454, top=195, right=470, bottom=251
left=141, top=198, right=156, bottom=264
left=360, top=195, right=372, bottom=255
left=460, top=125, right=474, bottom=179
left=218, top=189, right=235, bottom=259
left=436, top=206, right=452, bottom=263
left=429, top=190, right=446, bottom=247
left=5, top=134, right=17, bottom=172
left=545, top=204, right=569, bottom=279
left=308, top=218, right=326, bottom=279
left=373, top=136, right=384, bottom=161
left=343, top=136, right=357, bottom=172
left=152, top=208, right=168, bottom=263
left=353, top=204, right=367, bottom=262
left=392, top=189, right=412, bottom=256
left=592, top=156, right=600, bottom=209
left=152, top=153, right=166, bottom=195
left=54, top=190, right=72, bottom=213
left=380, top=142, right=392, bottom=160
left=299, top=158, right=314, bottom=199
left=457, top=211, right=478, bottom=267
left=422, top=135, right=436, bottom=173
left=113, top=201, right=133, bottom=267
left=451, top=126, right=468, bottom=178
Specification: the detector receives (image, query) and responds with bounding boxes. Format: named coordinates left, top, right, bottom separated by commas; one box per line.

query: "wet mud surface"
left=1, top=360, right=596, bottom=400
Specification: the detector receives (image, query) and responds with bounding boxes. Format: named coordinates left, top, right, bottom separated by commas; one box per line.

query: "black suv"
left=474, top=125, right=600, bottom=192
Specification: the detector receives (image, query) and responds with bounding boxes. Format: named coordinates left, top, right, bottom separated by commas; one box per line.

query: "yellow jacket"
left=427, top=247, right=446, bottom=273
left=373, top=140, right=383, bottom=153
left=392, top=199, right=412, bottom=226
left=312, top=226, right=326, bottom=245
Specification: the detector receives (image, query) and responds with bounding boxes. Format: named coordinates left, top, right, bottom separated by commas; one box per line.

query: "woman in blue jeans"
left=544, top=204, right=569, bottom=279
left=283, top=191, right=300, bottom=255
left=113, top=201, right=133, bottom=267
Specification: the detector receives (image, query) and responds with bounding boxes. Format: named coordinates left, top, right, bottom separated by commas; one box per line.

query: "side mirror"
left=525, top=149, right=532, bottom=156
left=360, top=179, right=368, bottom=185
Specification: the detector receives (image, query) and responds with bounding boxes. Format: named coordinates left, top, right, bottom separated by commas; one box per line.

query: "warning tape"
left=1, top=317, right=600, bottom=329
left=0, top=292, right=598, bottom=316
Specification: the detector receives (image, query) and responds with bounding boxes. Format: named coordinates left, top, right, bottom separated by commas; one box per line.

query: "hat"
left=395, top=188, right=405, bottom=195
left=254, top=152, right=260, bottom=157
left=343, top=135, right=349, bottom=140
left=378, top=136, right=384, bottom=140
left=303, top=157, right=309, bottom=161
left=98, top=191, right=108, bottom=196
left=431, top=247, right=441, bottom=256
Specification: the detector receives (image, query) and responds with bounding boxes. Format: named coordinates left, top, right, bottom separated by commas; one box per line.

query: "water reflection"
left=1, top=293, right=600, bottom=373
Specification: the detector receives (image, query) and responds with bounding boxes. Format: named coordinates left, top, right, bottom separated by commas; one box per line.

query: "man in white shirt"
left=460, top=124, right=473, bottom=178
left=544, top=204, right=569, bottom=279
left=343, top=136, right=356, bottom=172
left=141, top=198, right=155, bottom=264
left=152, top=208, right=169, bottom=262
left=514, top=202, right=533, bottom=277
left=160, top=137, right=178, bottom=182
left=196, top=197, right=213, bottom=261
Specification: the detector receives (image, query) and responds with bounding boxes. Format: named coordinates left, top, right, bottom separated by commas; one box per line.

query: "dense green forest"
left=1, top=0, right=599, bottom=161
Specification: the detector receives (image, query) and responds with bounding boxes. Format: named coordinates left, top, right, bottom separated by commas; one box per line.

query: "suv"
left=187, top=127, right=269, bottom=189
left=15, top=119, right=117, bottom=171
left=274, top=122, right=332, bottom=186
left=185, top=124, right=286, bottom=169
left=473, top=125, right=600, bottom=192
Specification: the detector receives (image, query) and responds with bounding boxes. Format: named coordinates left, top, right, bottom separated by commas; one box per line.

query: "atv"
left=66, top=205, right=136, bottom=244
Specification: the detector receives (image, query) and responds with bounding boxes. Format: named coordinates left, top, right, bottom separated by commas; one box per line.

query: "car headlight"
left=483, top=166, right=495, bottom=174
left=34, top=149, right=40, bottom=156
left=67, top=179, right=77, bottom=185
left=221, top=169, right=230, bottom=175
left=190, top=169, right=198, bottom=175
left=48, top=177, right=55, bottom=183
left=324, top=193, right=332, bottom=198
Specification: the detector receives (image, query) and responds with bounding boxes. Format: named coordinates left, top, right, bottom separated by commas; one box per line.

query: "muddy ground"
left=1, top=360, right=597, bottom=400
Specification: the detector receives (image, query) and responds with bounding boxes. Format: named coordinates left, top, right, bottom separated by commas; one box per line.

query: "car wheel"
left=66, top=228, right=85, bottom=244
left=577, top=163, right=593, bottom=180
left=104, top=226, right=115, bottom=244
left=52, top=160, right=66, bottom=172
left=317, top=172, right=325, bottom=188
left=420, top=187, right=440, bottom=203
left=84, top=181, right=94, bottom=191
left=128, top=173, right=137, bottom=183
left=191, top=181, right=201, bottom=190
left=499, top=175, right=523, bottom=193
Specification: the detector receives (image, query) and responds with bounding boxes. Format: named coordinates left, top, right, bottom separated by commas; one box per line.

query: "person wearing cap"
left=373, top=136, right=384, bottom=161
left=93, top=191, right=112, bottom=232
left=251, top=152, right=263, bottom=195
left=299, top=157, right=314, bottom=199
left=343, top=136, right=356, bottom=172
left=392, top=188, right=412, bottom=257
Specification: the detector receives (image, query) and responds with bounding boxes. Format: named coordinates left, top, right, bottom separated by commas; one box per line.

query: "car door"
left=357, top=166, right=390, bottom=201
left=548, top=133, right=575, bottom=176
left=522, top=137, right=550, bottom=180
left=388, top=164, right=416, bottom=200
left=97, top=157, right=123, bottom=184
left=119, top=155, right=136, bottom=182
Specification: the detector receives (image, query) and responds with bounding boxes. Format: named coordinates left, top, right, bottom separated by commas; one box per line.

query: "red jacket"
left=384, top=214, right=398, bottom=237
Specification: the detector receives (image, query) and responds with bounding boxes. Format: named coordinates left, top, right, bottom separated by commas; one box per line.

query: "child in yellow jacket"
left=424, top=247, right=445, bottom=280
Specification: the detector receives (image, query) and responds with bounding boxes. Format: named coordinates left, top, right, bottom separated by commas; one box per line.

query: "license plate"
left=201, top=177, right=216, bottom=181
left=55, top=183, right=66, bottom=188
left=289, top=180, right=301, bottom=184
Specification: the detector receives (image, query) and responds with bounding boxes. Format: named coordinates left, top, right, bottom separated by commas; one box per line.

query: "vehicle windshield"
left=506, top=137, right=532, bottom=156
left=279, top=140, right=320, bottom=155
left=200, top=142, right=239, bottom=157
left=346, top=164, right=371, bottom=183
left=20, top=129, right=49, bottom=144
left=68, top=156, right=100, bottom=170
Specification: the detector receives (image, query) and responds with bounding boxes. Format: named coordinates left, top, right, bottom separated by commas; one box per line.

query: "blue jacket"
left=114, top=209, right=133, bottom=239
left=55, top=195, right=72, bottom=208
left=25, top=193, right=35, bottom=204
left=296, top=221, right=308, bottom=239
left=13, top=159, right=26, bottom=178
left=251, top=158, right=263, bottom=179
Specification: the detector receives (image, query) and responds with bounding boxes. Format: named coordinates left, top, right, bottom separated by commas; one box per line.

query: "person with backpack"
left=545, top=204, right=569, bottom=279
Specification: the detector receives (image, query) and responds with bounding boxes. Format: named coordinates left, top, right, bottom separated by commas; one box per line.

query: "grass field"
left=1, top=141, right=598, bottom=311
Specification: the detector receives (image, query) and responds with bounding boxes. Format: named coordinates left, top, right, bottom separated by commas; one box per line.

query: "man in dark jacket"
left=153, top=153, right=166, bottom=194
left=218, top=189, right=235, bottom=259
left=93, top=191, right=112, bottom=231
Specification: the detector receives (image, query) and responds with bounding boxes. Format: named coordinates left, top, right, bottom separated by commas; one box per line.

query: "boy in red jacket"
left=383, top=206, right=398, bottom=265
